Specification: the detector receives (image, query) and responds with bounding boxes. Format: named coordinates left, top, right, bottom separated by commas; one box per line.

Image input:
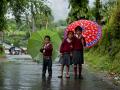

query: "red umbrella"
left=65, top=19, right=102, bottom=48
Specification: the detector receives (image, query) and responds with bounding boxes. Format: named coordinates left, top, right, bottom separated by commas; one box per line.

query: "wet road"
left=0, top=55, right=119, bottom=90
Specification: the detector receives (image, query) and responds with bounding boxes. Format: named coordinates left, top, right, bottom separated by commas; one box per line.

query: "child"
left=58, top=31, right=74, bottom=78
left=40, top=35, right=53, bottom=78
left=72, top=26, right=86, bottom=79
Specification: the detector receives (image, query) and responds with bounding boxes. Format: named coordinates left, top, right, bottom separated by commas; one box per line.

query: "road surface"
left=0, top=55, right=119, bottom=90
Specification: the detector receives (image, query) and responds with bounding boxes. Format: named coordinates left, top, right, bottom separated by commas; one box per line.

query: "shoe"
left=66, top=76, right=70, bottom=78
left=42, top=74, right=46, bottom=78
left=58, top=76, right=63, bottom=78
left=78, top=75, right=83, bottom=79
left=66, top=74, right=70, bottom=78
left=48, top=74, right=52, bottom=77
left=74, top=75, right=77, bottom=79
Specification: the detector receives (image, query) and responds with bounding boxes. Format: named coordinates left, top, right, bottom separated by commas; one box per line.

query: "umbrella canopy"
left=27, top=30, right=61, bottom=60
left=65, top=20, right=102, bottom=48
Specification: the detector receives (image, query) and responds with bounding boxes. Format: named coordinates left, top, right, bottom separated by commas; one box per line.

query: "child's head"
left=75, top=26, right=83, bottom=35
left=44, top=35, right=51, bottom=44
left=67, top=31, right=74, bottom=39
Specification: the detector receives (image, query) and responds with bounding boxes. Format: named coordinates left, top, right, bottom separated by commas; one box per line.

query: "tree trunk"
left=0, top=31, right=4, bottom=44
left=46, top=19, right=48, bottom=30
left=25, top=13, right=31, bottom=36
left=31, top=3, right=36, bottom=32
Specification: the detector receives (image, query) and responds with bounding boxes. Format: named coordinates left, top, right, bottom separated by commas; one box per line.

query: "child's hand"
left=60, top=53, right=63, bottom=56
left=43, top=50, right=45, bottom=53
left=70, top=53, right=72, bottom=56
left=40, top=48, right=44, bottom=53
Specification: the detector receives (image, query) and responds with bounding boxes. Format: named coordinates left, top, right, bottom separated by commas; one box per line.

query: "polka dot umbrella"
left=65, top=19, right=102, bottom=48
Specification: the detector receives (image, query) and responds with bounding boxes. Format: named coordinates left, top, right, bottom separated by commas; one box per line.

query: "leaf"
left=27, top=29, right=61, bottom=60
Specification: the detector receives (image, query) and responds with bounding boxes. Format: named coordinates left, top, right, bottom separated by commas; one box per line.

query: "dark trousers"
left=42, top=57, right=52, bottom=76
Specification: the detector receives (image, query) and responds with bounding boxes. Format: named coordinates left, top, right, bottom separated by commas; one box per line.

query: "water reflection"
left=41, top=76, right=52, bottom=90
left=0, top=63, right=4, bottom=87
left=0, top=62, right=118, bottom=90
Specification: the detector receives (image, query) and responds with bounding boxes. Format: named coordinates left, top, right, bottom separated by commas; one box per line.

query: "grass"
left=0, top=53, right=5, bottom=57
left=85, top=51, right=120, bottom=74
left=0, top=45, right=5, bottom=58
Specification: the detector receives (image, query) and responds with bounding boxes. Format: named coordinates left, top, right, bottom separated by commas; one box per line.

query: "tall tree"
left=67, top=0, right=89, bottom=23
left=0, top=0, right=8, bottom=31
left=94, top=0, right=102, bottom=24
left=102, top=0, right=117, bottom=17
left=8, top=0, right=28, bottom=28
left=0, top=0, right=8, bottom=52
left=109, top=0, right=120, bottom=40
left=24, top=0, right=53, bottom=31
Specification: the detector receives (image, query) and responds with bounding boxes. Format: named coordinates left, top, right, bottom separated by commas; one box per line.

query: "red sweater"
left=43, top=43, right=53, bottom=56
left=60, top=39, right=73, bottom=54
left=73, top=35, right=86, bottom=51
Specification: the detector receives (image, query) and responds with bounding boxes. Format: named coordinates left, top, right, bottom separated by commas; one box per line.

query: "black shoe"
left=42, top=74, right=46, bottom=78
left=58, top=76, right=63, bottom=78
left=74, top=75, right=77, bottom=79
left=49, top=74, right=52, bottom=77
left=66, top=75, right=70, bottom=78
left=78, top=75, right=83, bottom=79
left=66, top=76, right=70, bottom=79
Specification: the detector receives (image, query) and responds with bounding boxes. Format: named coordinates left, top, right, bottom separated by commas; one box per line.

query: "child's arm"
left=82, top=37, right=86, bottom=47
left=60, top=40, right=65, bottom=54
left=40, top=48, right=44, bottom=53
left=44, top=44, right=53, bottom=52
left=40, top=44, right=45, bottom=53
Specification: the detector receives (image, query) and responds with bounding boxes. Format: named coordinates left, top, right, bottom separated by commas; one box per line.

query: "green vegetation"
left=67, top=0, right=89, bottom=23
left=0, top=44, right=5, bottom=57
left=85, top=0, right=120, bottom=74
left=27, top=29, right=61, bottom=62
left=0, top=0, right=119, bottom=75
left=85, top=50, right=120, bottom=74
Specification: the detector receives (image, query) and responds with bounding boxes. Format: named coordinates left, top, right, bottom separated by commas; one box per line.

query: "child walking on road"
left=40, top=35, right=53, bottom=78
left=72, top=26, right=86, bottom=79
left=58, top=31, right=74, bottom=78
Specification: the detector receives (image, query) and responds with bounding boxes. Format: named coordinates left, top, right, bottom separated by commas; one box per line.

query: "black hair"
left=67, top=31, right=74, bottom=36
left=75, top=26, right=83, bottom=32
left=44, top=35, right=51, bottom=41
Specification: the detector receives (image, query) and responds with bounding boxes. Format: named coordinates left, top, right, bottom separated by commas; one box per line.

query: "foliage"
left=101, top=0, right=117, bottom=17
left=108, top=1, right=120, bottom=40
left=86, top=0, right=120, bottom=74
left=67, top=0, right=89, bottom=23
left=0, top=44, right=5, bottom=57
left=8, top=0, right=28, bottom=26
left=55, top=20, right=67, bottom=27
left=85, top=51, right=120, bottom=74
left=94, top=0, right=102, bottom=23
left=26, top=0, right=53, bottom=31
left=27, top=29, right=61, bottom=61
left=0, top=0, right=8, bottom=31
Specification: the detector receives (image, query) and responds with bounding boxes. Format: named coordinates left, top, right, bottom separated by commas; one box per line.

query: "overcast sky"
left=47, top=0, right=95, bottom=21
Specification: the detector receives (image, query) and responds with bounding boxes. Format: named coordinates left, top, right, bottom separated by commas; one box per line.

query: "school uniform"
left=40, top=43, right=53, bottom=76
left=59, top=38, right=73, bottom=65
left=72, top=34, right=86, bottom=65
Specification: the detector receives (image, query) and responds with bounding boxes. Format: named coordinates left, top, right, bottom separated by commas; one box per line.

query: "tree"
left=8, top=0, right=28, bottom=28
left=108, top=0, right=120, bottom=40
left=94, top=0, right=102, bottom=24
left=0, top=0, right=8, bottom=31
left=0, top=0, right=8, bottom=53
left=67, top=0, right=89, bottom=23
left=24, top=0, right=53, bottom=32
left=6, top=0, right=53, bottom=32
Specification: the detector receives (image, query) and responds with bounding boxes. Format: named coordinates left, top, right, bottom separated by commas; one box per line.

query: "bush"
left=0, top=44, right=5, bottom=57
left=85, top=0, right=120, bottom=74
